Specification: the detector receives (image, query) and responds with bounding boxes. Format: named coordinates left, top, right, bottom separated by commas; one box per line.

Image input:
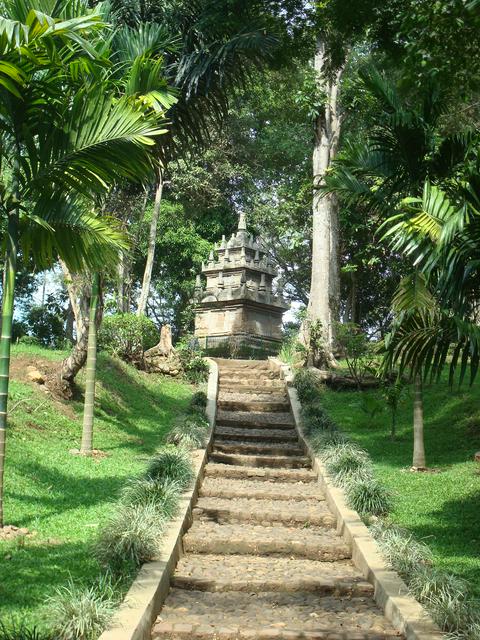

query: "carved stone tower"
left=193, top=213, right=289, bottom=355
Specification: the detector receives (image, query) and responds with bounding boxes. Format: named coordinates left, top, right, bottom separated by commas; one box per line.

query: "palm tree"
left=0, top=1, right=167, bottom=527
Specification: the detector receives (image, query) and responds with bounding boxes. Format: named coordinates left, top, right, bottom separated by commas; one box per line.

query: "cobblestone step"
left=171, top=554, right=372, bottom=596
left=209, top=452, right=310, bottom=469
left=152, top=591, right=400, bottom=639
left=214, top=426, right=299, bottom=442
left=219, top=381, right=286, bottom=392
left=204, top=462, right=316, bottom=483
left=183, top=522, right=351, bottom=560
left=218, top=391, right=288, bottom=403
left=193, top=496, right=335, bottom=527
left=218, top=400, right=291, bottom=413
left=199, top=477, right=325, bottom=502
left=216, top=410, right=295, bottom=429
left=213, top=440, right=305, bottom=456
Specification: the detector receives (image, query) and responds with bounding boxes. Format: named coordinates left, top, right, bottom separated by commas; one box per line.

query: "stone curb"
left=270, top=358, right=444, bottom=640
left=98, top=359, right=218, bottom=640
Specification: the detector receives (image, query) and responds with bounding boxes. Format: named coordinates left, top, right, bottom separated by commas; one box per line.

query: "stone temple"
left=193, top=213, right=289, bottom=356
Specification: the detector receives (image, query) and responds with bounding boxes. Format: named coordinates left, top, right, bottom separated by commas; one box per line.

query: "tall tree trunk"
left=80, top=273, right=100, bottom=454
left=59, top=265, right=102, bottom=396
left=65, top=302, right=75, bottom=344
left=412, top=374, right=426, bottom=469
left=304, top=37, right=343, bottom=365
left=137, top=170, right=163, bottom=316
left=0, top=212, right=18, bottom=527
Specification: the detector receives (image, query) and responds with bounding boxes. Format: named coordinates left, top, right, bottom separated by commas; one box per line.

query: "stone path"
left=152, top=359, right=403, bottom=640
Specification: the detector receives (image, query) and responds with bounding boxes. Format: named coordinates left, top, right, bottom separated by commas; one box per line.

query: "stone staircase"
left=152, top=359, right=402, bottom=640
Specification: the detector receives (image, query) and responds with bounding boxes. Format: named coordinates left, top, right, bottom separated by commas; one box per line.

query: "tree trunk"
left=304, top=37, right=343, bottom=364
left=59, top=267, right=103, bottom=396
left=137, top=170, right=163, bottom=316
left=80, top=273, right=100, bottom=454
left=0, top=212, right=18, bottom=527
left=412, top=374, right=426, bottom=469
left=65, top=302, right=75, bottom=344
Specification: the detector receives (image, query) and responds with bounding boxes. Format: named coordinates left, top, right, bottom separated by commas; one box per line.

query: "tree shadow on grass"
left=406, top=491, right=480, bottom=595
left=5, top=458, right=126, bottom=528
left=0, top=539, right=104, bottom=627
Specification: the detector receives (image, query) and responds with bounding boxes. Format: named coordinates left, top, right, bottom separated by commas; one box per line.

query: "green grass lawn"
left=0, top=345, right=194, bottom=629
left=320, top=374, right=480, bottom=595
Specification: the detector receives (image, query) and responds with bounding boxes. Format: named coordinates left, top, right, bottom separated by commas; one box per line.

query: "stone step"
left=153, top=591, right=400, bottom=639
left=213, top=440, right=305, bottom=456
left=216, top=410, right=295, bottom=429
left=218, top=391, right=288, bottom=403
left=183, top=522, right=351, bottom=560
left=193, top=496, right=336, bottom=527
left=204, top=463, right=316, bottom=483
left=199, top=477, right=325, bottom=502
left=171, top=554, right=373, bottom=596
left=219, top=381, right=286, bottom=392
left=218, top=400, right=291, bottom=413
left=214, top=358, right=273, bottom=370
left=209, top=452, right=310, bottom=469
left=214, top=426, right=299, bottom=443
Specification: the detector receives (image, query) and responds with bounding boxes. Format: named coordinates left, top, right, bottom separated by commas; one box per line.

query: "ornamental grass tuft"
left=0, top=622, right=51, bottom=640
left=44, top=575, right=119, bottom=640
left=345, top=477, right=393, bottom=516
left=94, top=502, right=165, bottom=571
left=146, top=446, right=194, bottom=490
left=119, top=476, right=180, bottom=520
left=324, top=442, right=372, bottom=486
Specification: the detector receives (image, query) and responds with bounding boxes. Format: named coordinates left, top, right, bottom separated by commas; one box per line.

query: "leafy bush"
left=309, top=429, right=346, bottom=454
left=301, top=400, right=336, bottom=434
left=45, top=575, right=119, bottom=640
left=17, top=335, right=41, bottom=346
left=324, top=443, right=372, bottom=486
left=294, top=368, right=322, bottom=404
left=0, top=622, right=51, bottom=640
left=23, top=298, right=66, bottom=348
left=175, top=336, right=209, bottom=384
left=278, top=335, right=306, bottom=366
left=98, top=313, right=158, bottom=365
left=345, top=477, right=392, bottom=516
left=166, top=411, right=210, bottom=449
left=370, top=521, right=433, bottom=577
left=95, top=503, right=164, bottom=571
left=190, top=390, right=208, bottom=409
left=147, top=446, right=194, bottom=490
left=119, top=476, right=180, bottom=519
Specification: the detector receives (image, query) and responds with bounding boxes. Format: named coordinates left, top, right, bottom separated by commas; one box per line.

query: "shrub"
left=17, top=335, right=41, bottom=346
left=0, top=622, right=51, bottom=640
left=190, top=390, right=208, bottom=409
left=45, top=575, right=118, bottom=640
left=309, top=429, right=347, bottom=454
left=119, top=476, right=180, bottom=519
left=294, top=368, right=322, bottom=404
left=98, top=313, right=158, bottom=365
left=166, top=411, right=210, bottom=449
left=324, top=443, right=372, bottom=486
left=370, top=521, right=433, bottom=577
left=146, top=447, right=194, bottom=490
left=95, top=502, right=164, bottom=571
left=301, top=401, right=336, bottom=434
left=278, top=336, right=305, bottom=366
left=345, top=477, right=392, bottom=516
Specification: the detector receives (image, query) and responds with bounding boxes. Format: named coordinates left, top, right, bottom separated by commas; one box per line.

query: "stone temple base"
left=198, top=334, right=282, bottom=359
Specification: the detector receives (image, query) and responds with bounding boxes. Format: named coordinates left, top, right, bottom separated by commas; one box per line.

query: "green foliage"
left=94, top=502, right=165, bottom=571
left=324, top=443, right=372, bottom=487
left=278, top=334, right=306, bottom=366
left=0, top=623, right=51, bottom=640
left=23, top=295, right=67, bottom=349
left=175, top=337, right=209, bottom=384
left=345, top=477, right=392, bottom=516
left=371, top=522, right=480, bottom=637
left=371, top=521, right=433, bottom=577
left=293, top=369, right=322, bottom=405
left=119, top=477, right=180, bottom=519
left=190, top=391, right=207, bottom=410
left=98, top=313, right=158, bottom=365
left=146, top=447, right=194, bottom=490
left=45, top=575, right=119, bottom=640
left=166, top=410, right=210, bottom=450
left=301, top=401, right=336, bottom=434
left=335, top=322, right=374, bottom=387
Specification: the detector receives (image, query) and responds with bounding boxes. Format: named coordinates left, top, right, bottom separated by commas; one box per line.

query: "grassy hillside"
left=0, top=344, right=194, bottom=629
left=321, top=374, right=480, bottom=595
